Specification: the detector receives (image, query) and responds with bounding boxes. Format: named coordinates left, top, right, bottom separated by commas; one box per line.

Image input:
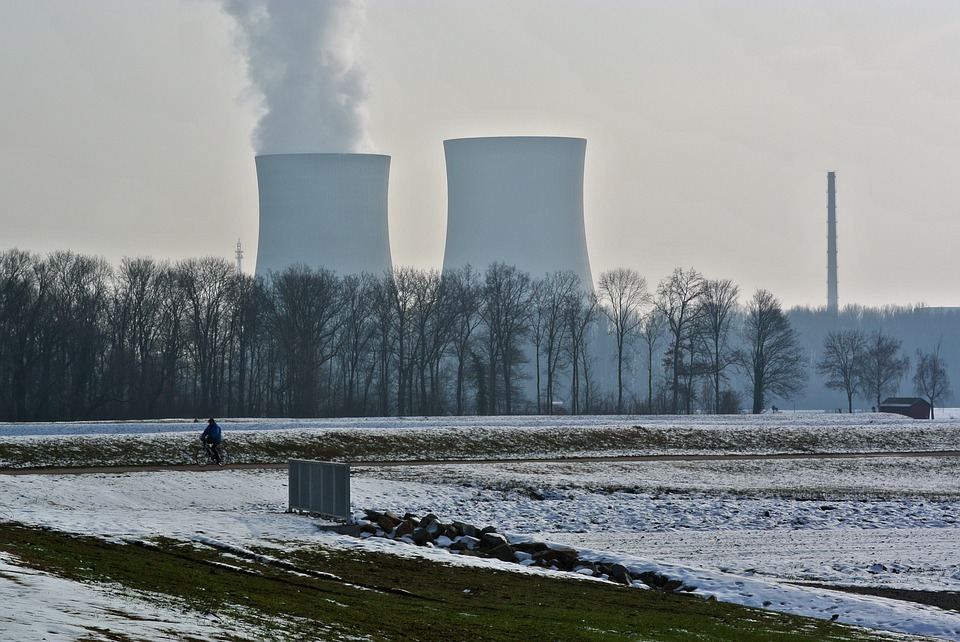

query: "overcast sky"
left=2, top=1, right=959, bottom=309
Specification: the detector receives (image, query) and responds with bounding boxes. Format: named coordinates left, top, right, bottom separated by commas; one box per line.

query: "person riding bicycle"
left=200, top=418, right=223, bottom=464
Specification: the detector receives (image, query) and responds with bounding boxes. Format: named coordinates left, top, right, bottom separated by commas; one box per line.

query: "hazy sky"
left=2, top=1, right=959, bottom=309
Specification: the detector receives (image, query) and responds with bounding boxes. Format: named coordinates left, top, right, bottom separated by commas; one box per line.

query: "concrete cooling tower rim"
left=255, top=152, right=391, bottom=160
left=443, top=135, right=586, bottom=144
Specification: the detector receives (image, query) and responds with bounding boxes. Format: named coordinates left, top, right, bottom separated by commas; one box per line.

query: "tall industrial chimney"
left=827, top=171, right=838, bottom=314
left=254, top=153, right=392, bottom=278
left=441, top=136, right=593, bottom=289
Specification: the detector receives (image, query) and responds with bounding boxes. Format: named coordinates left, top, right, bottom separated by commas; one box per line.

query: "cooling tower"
left=442, top=136, right=593, bottom=289
left=254, top=153, right=392, bottom=277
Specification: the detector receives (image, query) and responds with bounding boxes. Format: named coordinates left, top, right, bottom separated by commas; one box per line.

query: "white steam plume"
left=223, top=0, right=375, bottom=154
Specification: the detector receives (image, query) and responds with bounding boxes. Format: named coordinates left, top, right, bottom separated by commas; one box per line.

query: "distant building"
left=879, top=397, right=932, bottom=420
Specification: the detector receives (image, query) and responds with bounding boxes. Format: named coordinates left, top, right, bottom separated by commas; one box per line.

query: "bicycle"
left=194, top=439, right=228, bottom=467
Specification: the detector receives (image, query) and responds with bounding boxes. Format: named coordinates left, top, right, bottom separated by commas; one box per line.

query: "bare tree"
left=336, top=273, right=379, bottom=416
left=135, top=263, right=187, bottom=418
left=444, top=266, right=483, bottom=415
left=177, top=257, right=239, bottom=414
left=112, top=257, right=176, bottom=417
left=638, top=309, right=667, bottom=413
left=565, top=287, right=599, bottom=415
left=655, top=268, right=706, bottom=414
left=407, top=269, right=447, bottom=414
left=226, top=272, right=265, bottom=417
left=41, top=251, right=113, bottom=419
left=387, top=266, right=418, bottom=416
left=370, top=273, right=397, bottom=416
left=597, top=268, right=650, bottom=414
left=738, top=289, right=806, bottom=414
left=529, top=278, right=548, bottom=413
left=698, top=278, right=740, bottom=414
left=0, top=250, right=50, bottom=420
left=266, top=265, right=343, bottom=417
left=913, top=340, right=951, bottom=419
left=816, top=329, right=866, bottom=413
left=479, top=263, right=533, bottom=414
left=857, top=330, right=910, bottom=410
left=532, top=271, right=580, bottom=413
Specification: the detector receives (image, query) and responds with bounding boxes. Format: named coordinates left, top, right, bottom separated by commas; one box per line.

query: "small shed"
left=879, top=397, right=932, bottom=420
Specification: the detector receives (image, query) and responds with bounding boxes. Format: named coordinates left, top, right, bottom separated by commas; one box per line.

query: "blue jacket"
left=201, top=421, right=222, bottom=444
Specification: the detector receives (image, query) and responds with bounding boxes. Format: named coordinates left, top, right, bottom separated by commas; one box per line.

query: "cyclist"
left=200, top=418, right=223, bottom=464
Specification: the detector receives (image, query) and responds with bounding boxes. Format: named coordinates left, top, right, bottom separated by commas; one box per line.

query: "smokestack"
left=442, top=136, right=593, bottom=289
left=827, top=171, right=838, bottom=314
left=254, top=153, right=392, bottom=277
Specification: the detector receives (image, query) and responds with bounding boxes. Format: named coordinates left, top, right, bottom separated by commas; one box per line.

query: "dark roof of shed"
left=880, top=397, right=930, bottom=407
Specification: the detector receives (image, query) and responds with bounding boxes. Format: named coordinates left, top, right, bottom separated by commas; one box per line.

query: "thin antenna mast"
left=235, top=238, right=244, bottom=275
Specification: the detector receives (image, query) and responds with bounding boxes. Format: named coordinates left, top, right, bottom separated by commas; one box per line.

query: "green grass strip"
left=0, top=522, right=896, bottom=641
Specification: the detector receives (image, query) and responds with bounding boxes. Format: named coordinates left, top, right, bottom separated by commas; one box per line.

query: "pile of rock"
left=347, top=509, right=696, bottom=593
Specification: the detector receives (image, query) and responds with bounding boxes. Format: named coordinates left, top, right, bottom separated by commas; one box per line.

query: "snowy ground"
left=0, top=550, right=233, bottom=641
left=2, top=413, right=960, bottom=640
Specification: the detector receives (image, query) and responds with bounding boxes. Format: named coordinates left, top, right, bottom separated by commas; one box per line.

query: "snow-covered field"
left=3, top=413, right=960, bottom=640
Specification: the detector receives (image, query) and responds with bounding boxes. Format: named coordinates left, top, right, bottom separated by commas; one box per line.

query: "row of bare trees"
left=0, top=251, right=601, bottom=420
left=17, top=247, right=940, bottom=421
left=816, top=330, right=950, bottom=416
left=596, top=267, right=806, bottom=416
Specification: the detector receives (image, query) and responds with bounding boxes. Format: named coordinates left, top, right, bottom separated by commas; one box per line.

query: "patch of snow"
left=0, top=551, right=243, bottom=641
left=3, top=414, right=960, bottom=640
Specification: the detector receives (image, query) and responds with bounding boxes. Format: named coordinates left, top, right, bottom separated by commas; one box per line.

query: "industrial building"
left=441, top=136, right=594, bottom=289
left=254, top=153, right=392, bottom=277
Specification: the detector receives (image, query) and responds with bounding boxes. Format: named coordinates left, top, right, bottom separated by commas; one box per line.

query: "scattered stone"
left=451, top=535, right=480, bottom=551
left=343, top=510, right=700, bottom=594
left=606, top=563, right=632, bottom=585
left=393, top=520, right=414, bottom=539
left=377, top=511, right=402, bottom=532
left=514, top=550, right=533, bottom=563
left=635, top=571, right=695, bottom=592
left=453, top=521, right=477, bottom=538
left=480, top=532, right=509, bottom=551
left=487, top=543, right=517, bottom=562
left=422, top=514, right=442, bottom=535
left=411, top=527, right=433, bottom=546
left=514, top=540, right=549, bottom=554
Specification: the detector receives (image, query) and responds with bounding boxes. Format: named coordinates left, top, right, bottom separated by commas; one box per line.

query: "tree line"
left=815, top=330, right=950, bottom=417
left=0, top=248, right=944, bottom=421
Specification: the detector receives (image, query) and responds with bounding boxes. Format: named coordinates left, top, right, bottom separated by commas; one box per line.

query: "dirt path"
left=3, top=449, right=959, bottom=475
left=799, top=583, right=960, bottom=613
